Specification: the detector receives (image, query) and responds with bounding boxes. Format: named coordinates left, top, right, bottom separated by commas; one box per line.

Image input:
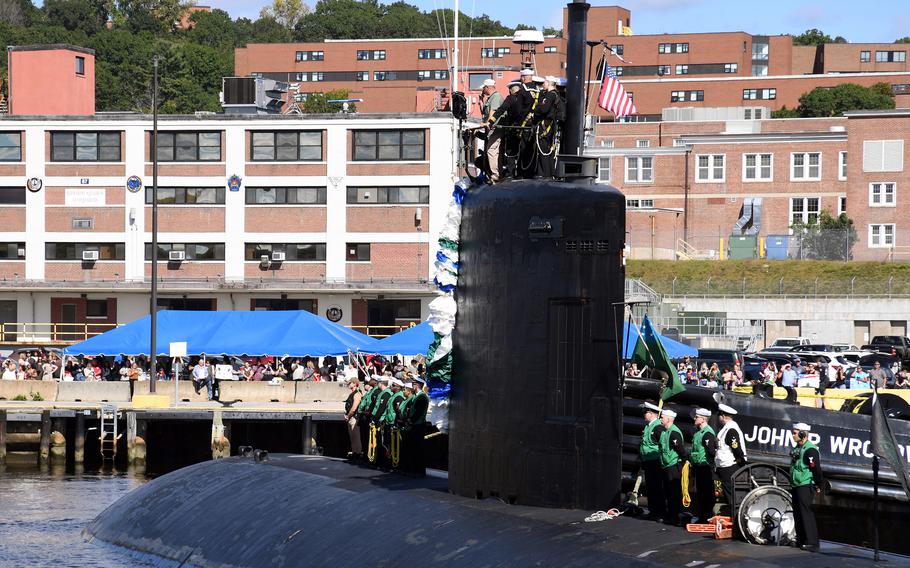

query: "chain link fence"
left=660, top=276, right=910, bottom=298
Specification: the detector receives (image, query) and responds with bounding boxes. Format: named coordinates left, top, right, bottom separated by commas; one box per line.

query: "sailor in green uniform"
left=379, top=378, right=406, bottom=471
left=790, top=422, right=824, bottom=552
left=396, top=381, right=416, bottom=472
left=658, top=408, right=688, bottom=526
left=402, top=376, right=430, bottom=477
left=689, top=407, right=717, bottom=523
left=639, top=401, right=665, bottom=520
left=356, top=375, right=379, bottom=464
left=368, top=377, right=393, bottom=468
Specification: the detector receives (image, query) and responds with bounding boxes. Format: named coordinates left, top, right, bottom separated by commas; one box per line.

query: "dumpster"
left=764, top=235, right=790, bottom=260
left=728, top=235, right=758, bottom=260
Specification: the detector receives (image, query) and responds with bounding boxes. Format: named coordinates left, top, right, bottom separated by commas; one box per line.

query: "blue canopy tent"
left=371, top=321, right=433, bottom=356
left=622, top=322, right=697, bottom=359
left=64, top=310, right=378, bottom=357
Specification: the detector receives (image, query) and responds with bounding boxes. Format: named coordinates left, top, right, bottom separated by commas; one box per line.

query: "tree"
left=45, top=0, right=109, bottom=35
left=299, top=89, right=356, bottom=113
left=381, top=2, right=436, bottom=38
left=235, top=16, right=292, bottom=45
left=771, top=105, right=799, bottom=118
left=294, top=0, right=383, bottom=41
left=0, top=1, right=27, bottom=26
left=113, top=0, right=189, bottom=34
left=260, top=0, right=309, bottom=31
left=791, top=210, right=857, bottom=261
left=833, top=35, right=847, bottom=43
left=185, top=8, right=236, bottom=51
left=794, top=82, right=895, bottom=117
left=896, top=37, right=910, bottom=44
left=792, top=28, right=834, bottom=46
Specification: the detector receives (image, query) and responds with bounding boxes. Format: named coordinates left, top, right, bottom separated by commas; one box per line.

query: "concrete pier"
left=0, top=410, right=6, bottom=466
left=49, top=417, right=66, bottom=466
left=74, top=411, right=85, bottom=464
left=38, top=410, right=50, bottom=467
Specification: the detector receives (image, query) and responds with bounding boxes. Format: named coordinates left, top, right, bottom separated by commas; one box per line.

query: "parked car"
left=832, top=343, right=859, bottom=352
left=862, top=336, right=910, bottom=363
left=761, top=337, right=810, bottom=352
left=696, top=348, right=744, bottom=372
left=791, top=344, right=842, bottom=353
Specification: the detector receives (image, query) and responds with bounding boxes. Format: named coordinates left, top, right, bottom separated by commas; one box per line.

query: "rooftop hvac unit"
left=221, top=77, right=289, bottom=115
left=271, top=251, right=286, bottom=262
left=169, top=250, right=186, bottom=262
left=82, top=250, right=99, bottom=261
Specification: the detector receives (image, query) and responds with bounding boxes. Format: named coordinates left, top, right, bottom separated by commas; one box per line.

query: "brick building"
left=590, top=107, right=909, bottom=261
left=6, top=45, right=95, bottom=116
left=234, top=5, right=910, bottom=117
left=0, top=112, right=456, bottom=340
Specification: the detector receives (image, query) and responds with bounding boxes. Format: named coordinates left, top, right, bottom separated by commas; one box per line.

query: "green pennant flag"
left=631, top=315, right=685, bottom=401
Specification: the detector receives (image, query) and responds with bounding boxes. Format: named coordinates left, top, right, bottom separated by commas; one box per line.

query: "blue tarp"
left=64, top=310, right=378, bottom=357
left=623, top=322, right=697, bottom=359
left=371, top=321, right=434, bottom=355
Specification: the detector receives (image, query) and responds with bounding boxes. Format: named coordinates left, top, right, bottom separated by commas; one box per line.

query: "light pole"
left=150, top=55, right=159, bottom=393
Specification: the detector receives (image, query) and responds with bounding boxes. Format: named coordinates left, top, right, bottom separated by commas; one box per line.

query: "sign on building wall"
left=65, top=188, right=106, bottom=207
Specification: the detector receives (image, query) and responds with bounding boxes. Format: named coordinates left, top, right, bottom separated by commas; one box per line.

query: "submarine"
left=86, top=2, right=910, bottom=565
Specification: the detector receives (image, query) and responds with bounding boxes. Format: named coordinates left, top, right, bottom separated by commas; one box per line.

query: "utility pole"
left=150, top=55, right=159, bottom=393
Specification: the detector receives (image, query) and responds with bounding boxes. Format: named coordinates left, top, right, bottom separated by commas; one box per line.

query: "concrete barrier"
left=133, top=381, right=209, bottom=403
left=219, top=381, right=296, bottom=403
left=57, top=381, right=131, bottom=403
left=294, top=381, right=349, bottom=404
left=0, top=381, right=58, bottom=402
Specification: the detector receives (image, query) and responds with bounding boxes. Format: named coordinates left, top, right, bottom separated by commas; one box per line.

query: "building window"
left=51, top=132, right=121, bottom=162
left=869, top=182, right=896, bottom=206
left=418, top=48, right=446, bottom=59
left=245, top=187, right=327, bottom=205
left=356, top=50, right=385, bottom=60
left=696, top=154, right=725, bottom=182
left=544, top=46, right=557, bottom=53
left=838, top=196, right=847, bottom=216
left=480, top=47, right=510, bottom=58
left=869, top=224, right=895, bottom=248
left=418, top=70, right=448, bottom=80
left=751, top=64, right=768, bottom=76
left=876, top=51, right=907, bottom=63
left=790, top=197, right=820, bottom=227
left=636, top=140, right=650, bottom=148
left=598, top=157, right=610, bottom=182
left=0, top=243, right=25, bottom=260
left=791, top=152, right=821, bottom=181
left=145, top=243, right=225, bottom=261
left=352, top=129, right=425, bottom=161
left=251, top=131, right=322, bottom=161
left=245, top=243, right=326, bottom=261
left=860, top=51, right=871, bottom=63
left=752, top=41, right=769, bottom=60
left=45, top=243, right=125, bottom=261
left=625, top=156, right=653, bottom=183
left=346, top=186, right=429, bottom=204
left=675, top=64, right=688, bottom=75
left=145, top=187, right=225, bottom=205
left=893, top=84, right=910, bottom=95
left=295, top=72, right=325, bottom=82
left=626, top=199, right=655, bottom=209
left=724, top=63, right=738, bottom=73
left=75, top=56, right=85, bottom=76
left=863, top=140, right=904, bottom=172
left=613, top=44, right=624, bottom=55
left=657, top=65, right=670, bottom=76
left=346, top=243, right=370, bottom=261
left=356, top=71, right=369, bottom=81
left=614, top=66, right=623, bottom=76
left=154, top=132, right=220, bottom=162
left=743, top=153, right=772, bottom=181
left=295, top=51, right=324, bottom=62
left=0, top=132, right=22, bottom=162
left=670, top=90, right=704, bottom=102
left=658, top=43, right=688, bottom=53
left=838, top=151, right=847, bottom=180
left=71, top=218, right=93, bottom=230
left=742, top=88, right=776, bottom=100
left=0, top=188, right=26, bottom=205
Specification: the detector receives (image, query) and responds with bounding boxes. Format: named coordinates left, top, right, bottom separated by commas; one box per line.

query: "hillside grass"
left=626, top=260, right=910, bottom=296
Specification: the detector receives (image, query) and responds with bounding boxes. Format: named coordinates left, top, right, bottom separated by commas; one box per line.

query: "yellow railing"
left=0, top=322, right=121, bottom=344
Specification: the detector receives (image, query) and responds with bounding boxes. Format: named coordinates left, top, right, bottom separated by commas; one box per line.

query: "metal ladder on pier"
left=99, top=404, right=120, bottom=462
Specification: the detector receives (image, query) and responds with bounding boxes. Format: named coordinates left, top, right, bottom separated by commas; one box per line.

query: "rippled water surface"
left=0, top=470, right=160, bottom=568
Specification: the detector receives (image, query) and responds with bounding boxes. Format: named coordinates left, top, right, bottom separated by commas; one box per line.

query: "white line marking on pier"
left=637, top=550, right=658, bottom=558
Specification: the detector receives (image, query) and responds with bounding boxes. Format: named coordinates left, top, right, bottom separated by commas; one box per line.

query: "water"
left=0, top=469, right=160, bottom=568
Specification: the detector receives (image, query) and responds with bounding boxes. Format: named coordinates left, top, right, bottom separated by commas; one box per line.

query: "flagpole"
left=873, top=455, right=880, bottom=562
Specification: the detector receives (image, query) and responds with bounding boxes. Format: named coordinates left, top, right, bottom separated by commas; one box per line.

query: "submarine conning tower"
left=449, top=0, right=627, bottom=510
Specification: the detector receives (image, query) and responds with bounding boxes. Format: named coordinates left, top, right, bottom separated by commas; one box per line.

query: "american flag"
left=597, top=63, right=637, bottom=118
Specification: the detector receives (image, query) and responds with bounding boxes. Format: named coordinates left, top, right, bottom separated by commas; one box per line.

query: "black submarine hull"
left=86, top=454, right=910, bottom=567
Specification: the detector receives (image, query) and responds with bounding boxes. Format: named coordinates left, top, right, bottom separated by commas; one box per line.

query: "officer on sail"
left=639, top=401, right=665, bottom=520
left=714, top=403, right=747, bottom=514
left=790, top=422, right=824, bottom=552
left=689, top=407, right=717, bottom=523
left=658, top=408, right=688, bottom=526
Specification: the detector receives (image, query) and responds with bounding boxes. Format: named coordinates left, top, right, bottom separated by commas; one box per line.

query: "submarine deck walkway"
left=88, top=453, right=910, bottom=568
